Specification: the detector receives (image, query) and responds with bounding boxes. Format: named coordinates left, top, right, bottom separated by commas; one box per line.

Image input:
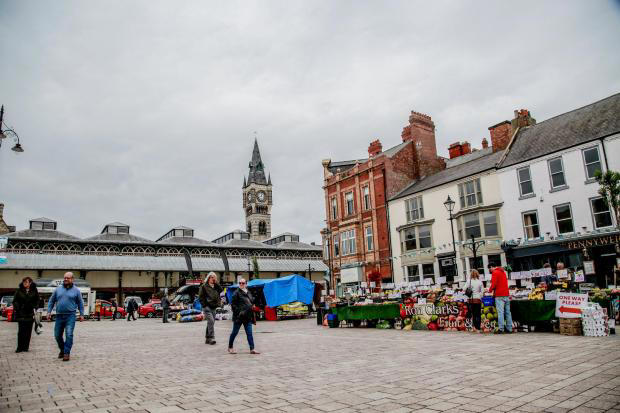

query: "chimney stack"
left=488, top=121, right=512, bottom=152
left=461, top=141, right=471, bottom=155
left=448, top=142, right=462, bottom=159
left=368, top=139, right=383, bottom=157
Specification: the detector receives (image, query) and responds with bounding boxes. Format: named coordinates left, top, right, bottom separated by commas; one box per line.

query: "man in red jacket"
left=488, top=264, right=512, bottom=334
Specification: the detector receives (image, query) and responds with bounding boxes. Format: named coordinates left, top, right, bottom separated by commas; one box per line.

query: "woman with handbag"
left=228, top=278, right=260, bottom=354
left=12, top=277, right=40, bottom=352
left=466, top=270, right=484, bottom=333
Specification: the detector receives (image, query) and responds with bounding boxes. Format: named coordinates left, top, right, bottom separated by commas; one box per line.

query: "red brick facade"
left=321, top=111, right=445, bottom=288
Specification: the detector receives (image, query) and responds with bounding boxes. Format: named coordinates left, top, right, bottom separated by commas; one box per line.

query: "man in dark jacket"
left=126, top=298, right=137, bottom=321
left=13, top=277, right=40, bottom=352
left=228, top=278, right=259, bottom=354
left=199, top=272, right=223, bottom=344
left=161, top=290, right=170, bottom=323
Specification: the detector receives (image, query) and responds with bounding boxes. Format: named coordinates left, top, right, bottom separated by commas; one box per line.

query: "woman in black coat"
left=13, top=277, right=40, bottom=352
left=227, top=278, right=259, bottom=354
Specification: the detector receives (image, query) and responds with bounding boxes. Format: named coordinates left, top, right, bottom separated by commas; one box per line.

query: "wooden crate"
left=559, top=324, right=582, bottom=336
left=559, top=318, right=581, bottom=327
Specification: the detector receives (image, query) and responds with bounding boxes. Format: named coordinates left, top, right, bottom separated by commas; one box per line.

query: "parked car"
left=138, top=300, right=162, bottom=318
left=124, top=296, right=143, bottom=308
left=1, top=296, right=14, bottom=317
left=99, top=300, right=126, bottom=318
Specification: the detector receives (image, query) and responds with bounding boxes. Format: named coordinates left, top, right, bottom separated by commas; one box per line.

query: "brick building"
left=321, top=111, right=445, bottom=291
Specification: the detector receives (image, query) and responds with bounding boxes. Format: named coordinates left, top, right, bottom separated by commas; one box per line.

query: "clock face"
left=247, top=192, right=254, bottom=202
left=257, top=191, right=266, bottom=202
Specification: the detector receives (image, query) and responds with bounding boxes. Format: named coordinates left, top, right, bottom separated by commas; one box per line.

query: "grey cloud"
left=1, top=0, right=619, bottom=244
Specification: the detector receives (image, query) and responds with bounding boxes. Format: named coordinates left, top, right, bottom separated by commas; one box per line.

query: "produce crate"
left=559, top=318, right=581, bottom=327
left=559, top=318, right=582, bottom=335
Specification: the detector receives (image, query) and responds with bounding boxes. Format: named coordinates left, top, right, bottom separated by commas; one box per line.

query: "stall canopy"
left=226, top=275, right=315, bottom=307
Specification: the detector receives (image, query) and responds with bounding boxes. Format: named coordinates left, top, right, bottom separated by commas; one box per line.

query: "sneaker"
left=58, top=352, right=64, bottom=359
left=494, top=330, right=503, bottom=334
left=250, top=350, right=260, bottom=354
left=63, top=354, right=70, bottom=362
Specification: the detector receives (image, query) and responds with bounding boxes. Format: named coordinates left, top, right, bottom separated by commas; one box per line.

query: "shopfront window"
left=422, top=263, right=435, bottom=280
left=487, top=254, right=502, bottom=268
left=464, top=212, right=481, bottom=239
left=406, top=265, right=420, bottom=282
left=590, top=197, right=613, bottom=229
left=554, top=203, right=574, bottom=234
left=468, top=256, right=484, bottom=274
left=523, top=211, right=540, bottom=239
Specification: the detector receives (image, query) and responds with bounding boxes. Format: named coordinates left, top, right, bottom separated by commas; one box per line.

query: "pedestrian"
left=199, top=272, right=223, bottom=345
left=543, top=263, right=557, bottom=287
left=126, top=298, right=137, bottom=321
left=228, top=278, right=259, bottom=354
left=12, top=276, right=40, bottom=353
left=466, top=269, right=484, bottom=333
left=47, top=272, right=84, bottom=361
left=488, top=264, right=512, bottom=334
left=110, top=297, right=118, bottom=321
left=161, top=290, right=170, bottom=323
left=95, top=299, right=101, bottom=321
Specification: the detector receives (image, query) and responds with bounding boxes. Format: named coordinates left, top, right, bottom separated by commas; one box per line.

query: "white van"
left=35, top=279, right=95, bottom=319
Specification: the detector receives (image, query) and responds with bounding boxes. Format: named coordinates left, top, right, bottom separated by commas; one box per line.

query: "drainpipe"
left=383, top=169, right=394, bottom=283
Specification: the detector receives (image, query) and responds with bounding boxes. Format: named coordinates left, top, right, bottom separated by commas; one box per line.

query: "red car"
left=99, top=300, right=127, bottom=318
left=138, top=300, right=162, bottom=318
left=4, top=306, right=13, bottom=322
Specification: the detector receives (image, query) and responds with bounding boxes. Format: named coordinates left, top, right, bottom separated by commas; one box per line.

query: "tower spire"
left=247, top=138, right=267, bottom=185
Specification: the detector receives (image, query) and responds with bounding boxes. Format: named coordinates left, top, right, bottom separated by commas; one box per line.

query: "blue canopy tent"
left=226, top=274, right=315, bottom=308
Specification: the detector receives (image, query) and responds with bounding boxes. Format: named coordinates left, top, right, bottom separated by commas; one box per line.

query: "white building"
left=388, top=141, right=508, bottom=287
left=497, top=93, right=620, bottom=287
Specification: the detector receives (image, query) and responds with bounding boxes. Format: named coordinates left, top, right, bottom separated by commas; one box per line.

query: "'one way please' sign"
left=555, top=293, right=588, bottom=318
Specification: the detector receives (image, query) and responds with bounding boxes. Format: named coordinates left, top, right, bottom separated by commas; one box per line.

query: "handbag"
left=465, top=280, right=473, bottom=298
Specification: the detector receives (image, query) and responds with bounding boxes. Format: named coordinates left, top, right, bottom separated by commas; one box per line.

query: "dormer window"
left=104, top=224, right=129, bottom=234
left=30, top=218, right=57, bottom=231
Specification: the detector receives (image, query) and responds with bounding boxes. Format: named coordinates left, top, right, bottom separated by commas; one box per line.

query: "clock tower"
left=243, top=139, right=272, bottom=241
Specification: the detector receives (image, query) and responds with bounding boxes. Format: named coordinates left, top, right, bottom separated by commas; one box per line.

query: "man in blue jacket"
left=47, top=272, right=84, bottom=361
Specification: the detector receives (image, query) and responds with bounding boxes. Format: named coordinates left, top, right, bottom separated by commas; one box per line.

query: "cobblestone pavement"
left=1, top=318, right=619, bottom=413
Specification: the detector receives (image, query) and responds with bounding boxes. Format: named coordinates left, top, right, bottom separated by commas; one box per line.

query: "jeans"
left=495, top=297, right=513, bottom=332
left=54, top=313, right=76, bottom=355
left=162, top=308, right=169, bottom=323
left=203, top=308, right=216, bottom=339
left=228, top=321, right=254, bottom=350
left=469, top=301, right=481, bottom=330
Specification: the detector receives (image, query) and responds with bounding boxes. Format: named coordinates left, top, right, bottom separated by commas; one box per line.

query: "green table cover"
left=332, top=304, right=400, bottom=321
left=510, top=300, right=556, bottom=323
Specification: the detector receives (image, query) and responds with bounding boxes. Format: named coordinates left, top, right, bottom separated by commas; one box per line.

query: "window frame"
left=365, top=226, right=374, bottom=251
left=547, top=157, right=567, bottom=190
left=458, top=178, right=483, bottom=208
left=333, top=235, right=339, bottom=257
left=482, top=210, right=499, bottom=237
left=522, top=210, right=540, bottom=240
left=405, top=196, right=424, bottom=222
left=363, top=186, right=371, bottom=210
left=421, top=263, right=435, bottom=280
left=553, top=203, right=574, bottom=235
left=406, top=265, right=421, bottom=283
left=345, top=191, right=355, bottom=216
left=517, top=166, right=534, bottom=197
left=330, top=196, right=338, bottom=220
left=340, top=229, right=356, bottom=256
left=589, top=196, right=613, bottom=229
left=403, top=228, right=417, bottom=252
left=463, top=212, right=481, bottom=239
left=582, top=146, right=602, bottom=181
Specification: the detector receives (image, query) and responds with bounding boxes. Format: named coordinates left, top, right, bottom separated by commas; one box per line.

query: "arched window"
left=247, top=222, right=252, bottom=234
left=259, top=221, right=266, bottom=235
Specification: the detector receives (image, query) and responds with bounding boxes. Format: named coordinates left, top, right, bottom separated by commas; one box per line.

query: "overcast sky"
left=1, top=1, right=619, bottom=244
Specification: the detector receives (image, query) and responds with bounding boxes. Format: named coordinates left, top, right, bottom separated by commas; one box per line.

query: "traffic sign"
left=555, top=292, right=588, bottom=318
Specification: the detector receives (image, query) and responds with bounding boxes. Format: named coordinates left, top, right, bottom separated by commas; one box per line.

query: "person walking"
left=47, top=272, right=84, bottom=361
left=228, top=278, right=259, bottom=354
left=161, top=290, right=170, bottom=323
left=488, top=264, right=512, bottom=334
left=12, top=277, right=40, bottom=353
left=466, top=270, right=484, bottom=333
left=110, top=297, right=118, bottom=321
left=126, top=298, right=137, bottom=321
left=199, top=272, right=223, bottom=345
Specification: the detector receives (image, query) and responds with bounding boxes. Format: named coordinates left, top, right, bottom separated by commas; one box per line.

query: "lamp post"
left=443, top=195, right=458, bottom=282
left=0, top=106, right=24, bottom=153
left=323, top=228, right=334, bottom=296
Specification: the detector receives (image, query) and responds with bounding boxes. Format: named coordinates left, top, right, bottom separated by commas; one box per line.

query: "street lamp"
left=443, top=195, right=458, bottom=282
left=0, top=106, right=24, bottom=153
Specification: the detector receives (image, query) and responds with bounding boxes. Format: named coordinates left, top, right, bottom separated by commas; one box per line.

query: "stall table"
left=332, top=303, right=400, bottom=327
left=510, top=300, right=556, bottom=331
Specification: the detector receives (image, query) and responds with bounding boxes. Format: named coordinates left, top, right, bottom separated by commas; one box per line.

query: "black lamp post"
left=323, top=228, right=334, bottom=295
left=0, top=106, right=24, bottom=153
left=443, top=195, right=458, bottom=282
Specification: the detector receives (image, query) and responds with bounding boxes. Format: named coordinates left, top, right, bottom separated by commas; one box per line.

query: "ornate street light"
left=0, top=106, right=24, bottom=153
left=443, top=195, right=458, bottom=282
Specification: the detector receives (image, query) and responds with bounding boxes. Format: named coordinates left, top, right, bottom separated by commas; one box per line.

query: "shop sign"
left=584, top=261, right=595, bottom=275
left=557, top=269, right=569, bottom=279
left=565, top=233, right=620, bottom=249
left=574, top=270, right=585, bottom=282
left=555, top=293, right=588, bottom=318
left=545, top=290, right=558, bottom=301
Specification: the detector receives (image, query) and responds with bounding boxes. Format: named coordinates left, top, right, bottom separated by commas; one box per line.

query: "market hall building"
left=0, top=218, right=327, bottom=303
